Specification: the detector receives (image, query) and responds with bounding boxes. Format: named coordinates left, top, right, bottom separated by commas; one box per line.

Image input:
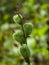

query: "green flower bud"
left=23, top=23, right=33, bottom=36
left=20, top=44, right=30, bottom=58
left=13, top=30, right=25, bottom=44
left=13, top=14, right=22, bottom=24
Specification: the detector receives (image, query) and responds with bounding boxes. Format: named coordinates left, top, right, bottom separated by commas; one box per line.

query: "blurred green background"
left=0, top=0, right=49, bottom=65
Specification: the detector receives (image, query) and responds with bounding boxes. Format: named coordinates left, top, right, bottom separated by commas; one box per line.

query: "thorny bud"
left=23, top=23, right=33, bottom=36
left=20, top=44, right=30, bottom=58
left=13, top=30, right=25, bottom=44
left=13, top=14, right=22, bottom=24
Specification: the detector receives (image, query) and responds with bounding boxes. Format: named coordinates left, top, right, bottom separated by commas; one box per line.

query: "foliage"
left=0, top=0, right=49, bottom=65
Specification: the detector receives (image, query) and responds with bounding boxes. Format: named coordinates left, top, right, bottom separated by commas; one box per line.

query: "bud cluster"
left=13, top=14, right=33, bottom=65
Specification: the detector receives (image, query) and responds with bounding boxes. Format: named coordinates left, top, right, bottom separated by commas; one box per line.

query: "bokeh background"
left=0, top=0, right=49, bottom=65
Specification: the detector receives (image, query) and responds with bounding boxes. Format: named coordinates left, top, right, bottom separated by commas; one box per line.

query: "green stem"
left=25, top=58, right=30, bottom=65
left=18, top=14, right=27, bottom=44
left=18, top=14, right=30, bottom=65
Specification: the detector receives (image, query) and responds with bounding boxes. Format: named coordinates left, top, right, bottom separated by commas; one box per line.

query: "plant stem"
left=18, top=14, right=27, bottom=44
left=18, top=14, right=30, bottom=65
left=25, top=58, right=30, bottom=65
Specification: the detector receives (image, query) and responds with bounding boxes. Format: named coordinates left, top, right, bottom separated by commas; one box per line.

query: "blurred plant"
left=0, top=0, right=49, bottom=65
left=13, top=14, right=33, bottom=65
left=13, top=13, right=49, bottom=65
